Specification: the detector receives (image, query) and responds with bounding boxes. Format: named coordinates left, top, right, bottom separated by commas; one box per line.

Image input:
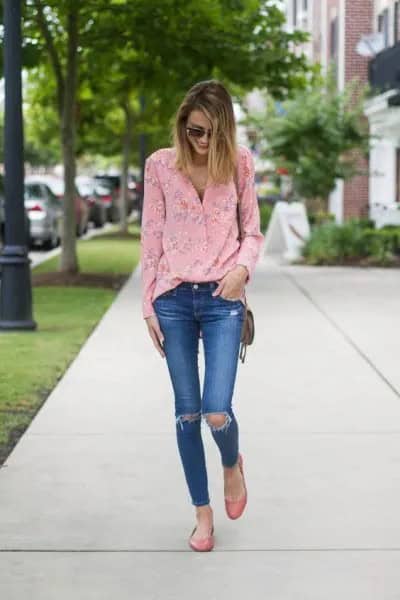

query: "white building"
left=283, top=0, right=400, bottom=225
left=364, top=0, right=400, bottom=226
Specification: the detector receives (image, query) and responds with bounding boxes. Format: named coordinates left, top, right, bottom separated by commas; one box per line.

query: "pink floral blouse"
left=140, top=144, right=264, bottom=319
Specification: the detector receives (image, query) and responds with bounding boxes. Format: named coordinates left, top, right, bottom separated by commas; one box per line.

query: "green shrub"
left=302, top=221, right=400, bottom=265
left=259, top=203, right=273, bottom=232
left=380, top=224, right=400, bottom=230
left=361, top=228, right=400, bottom=258
left=355, top=217, right=376, bottom=229
left=308, top=211, right=336, bottom=226
left=302, top=223, right=340, bottom=264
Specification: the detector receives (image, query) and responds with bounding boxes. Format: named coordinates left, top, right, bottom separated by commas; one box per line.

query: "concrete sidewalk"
left=1, top=257, right=400, bottom=599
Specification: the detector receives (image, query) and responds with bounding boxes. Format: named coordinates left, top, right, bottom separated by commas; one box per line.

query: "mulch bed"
left=93, top=231, right=140, bottom=241
left=32, top=272, right=129, bottom=290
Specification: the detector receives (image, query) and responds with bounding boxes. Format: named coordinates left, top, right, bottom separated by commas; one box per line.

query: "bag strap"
left=233, top=160, right=248, bottom=309
left=233, top=164, right=243, bottom=242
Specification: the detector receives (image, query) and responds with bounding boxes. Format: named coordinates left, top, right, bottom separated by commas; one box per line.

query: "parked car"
left=93, top=174, right=120, bottom=222
left=91, top=179, right=116, bottom=223
left=94, top=173, right=138, bottom=221
left=24, top=181, right=62, bottom=249
left=75, top=175, right=107, bottom=228
left=0, top=174, right=30, bottom=249
left=25, top=174, right=90, bottom=237
left=128, top=172, right=143, bottom=212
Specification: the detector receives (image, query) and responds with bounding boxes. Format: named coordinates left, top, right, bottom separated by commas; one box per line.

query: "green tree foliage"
left=249, top=72, right=371, bottom=201
left=23, top=0, right=311, bottom=165
left=24, top=64, right=61, bottom=165
left=77, top=0, right=310, bottom=230
left=2, top=0, right=311, bottom=270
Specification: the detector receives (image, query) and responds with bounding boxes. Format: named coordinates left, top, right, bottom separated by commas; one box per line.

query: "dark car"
left=94, top=173, right=138, bottom=221
left=128, top=173, right=143, bottom=211
left=75, top=176, right=107, bottom=229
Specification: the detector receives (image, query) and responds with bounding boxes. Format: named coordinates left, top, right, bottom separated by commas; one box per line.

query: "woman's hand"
left=212, top=265, right=248, bottom=300
left=145, top=314, right=165, bottom=358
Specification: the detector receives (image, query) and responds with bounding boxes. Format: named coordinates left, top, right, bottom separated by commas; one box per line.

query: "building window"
left=293, top=0, right=297, bottom=26
left=378, top=8, right=389, bottom=48
left=330, top=16, right=338, bottom=58
left=395, top=1, right=400, bottom=43
left=329, top=16, right=339, bottom=84
left=303, top=0, right=308, bottom=9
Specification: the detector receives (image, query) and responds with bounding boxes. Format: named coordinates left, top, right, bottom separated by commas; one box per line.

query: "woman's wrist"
left=234, top=264, right=249, bottom=280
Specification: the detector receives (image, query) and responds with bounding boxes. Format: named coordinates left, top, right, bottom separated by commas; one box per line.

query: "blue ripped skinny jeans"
left=153, top=281, right=245, bottom=507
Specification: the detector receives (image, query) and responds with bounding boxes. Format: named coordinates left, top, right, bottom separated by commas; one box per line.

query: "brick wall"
left=344, top=0, right=373, bottom=84
left=343, top=151, right=370, bottom=219
left=342, top=0, right=373, bottom=219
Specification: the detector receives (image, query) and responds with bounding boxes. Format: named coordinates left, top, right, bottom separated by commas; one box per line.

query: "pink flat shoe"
left=225, top=452, right=247, bottom=520
left=188, top=525, right=215, bottom=552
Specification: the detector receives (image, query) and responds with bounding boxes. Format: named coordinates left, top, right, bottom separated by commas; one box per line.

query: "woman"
left=140, top=80, right=264, bottom=552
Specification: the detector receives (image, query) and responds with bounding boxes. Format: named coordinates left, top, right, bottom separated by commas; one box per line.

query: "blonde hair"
left=172, top=80, right=237, bottom=184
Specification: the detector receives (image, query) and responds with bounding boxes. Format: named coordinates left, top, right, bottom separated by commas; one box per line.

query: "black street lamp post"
left=0, top=0, right=36, bottom=330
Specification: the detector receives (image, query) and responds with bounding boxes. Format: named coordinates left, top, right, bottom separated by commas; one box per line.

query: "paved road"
left=0, top=256, right=399, bottom=599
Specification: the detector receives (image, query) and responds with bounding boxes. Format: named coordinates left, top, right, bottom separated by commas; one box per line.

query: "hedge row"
left=302, top=220, right=400, bottom=265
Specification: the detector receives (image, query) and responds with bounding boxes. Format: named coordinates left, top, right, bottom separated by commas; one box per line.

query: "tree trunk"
left=305, top=196, right=329, bottom=216
left=119, top=102, right=133, bottom=234
left=60, top=7, right=79, bottom=273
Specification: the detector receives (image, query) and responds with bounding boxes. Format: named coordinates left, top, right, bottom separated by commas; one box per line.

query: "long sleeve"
left=235, top=147, right=265, bottom=282
left=140, top=155, right=166, bottom=319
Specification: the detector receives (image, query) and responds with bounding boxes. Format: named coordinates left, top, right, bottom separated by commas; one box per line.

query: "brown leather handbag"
left=235, top=170, right=255, bottom=364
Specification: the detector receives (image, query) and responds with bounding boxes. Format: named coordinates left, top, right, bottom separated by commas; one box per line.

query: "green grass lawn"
left=33, top=225, right=141, bottom=275
left=0, top=224, right=141, bottom=464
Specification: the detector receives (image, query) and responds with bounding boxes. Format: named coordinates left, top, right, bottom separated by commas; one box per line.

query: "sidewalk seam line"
left=2, top=548, right=400, bottom=552
left=280, top=269, right=400, bottom=399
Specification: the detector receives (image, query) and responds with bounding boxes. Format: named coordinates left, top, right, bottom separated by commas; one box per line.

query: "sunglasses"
left=186, top=126, right=212, bottom=140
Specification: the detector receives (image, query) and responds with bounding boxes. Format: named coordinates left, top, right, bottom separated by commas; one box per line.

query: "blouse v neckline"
left=172, top=147, right=211, bottom=204
left=182, top=170, right=211, bottom=205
